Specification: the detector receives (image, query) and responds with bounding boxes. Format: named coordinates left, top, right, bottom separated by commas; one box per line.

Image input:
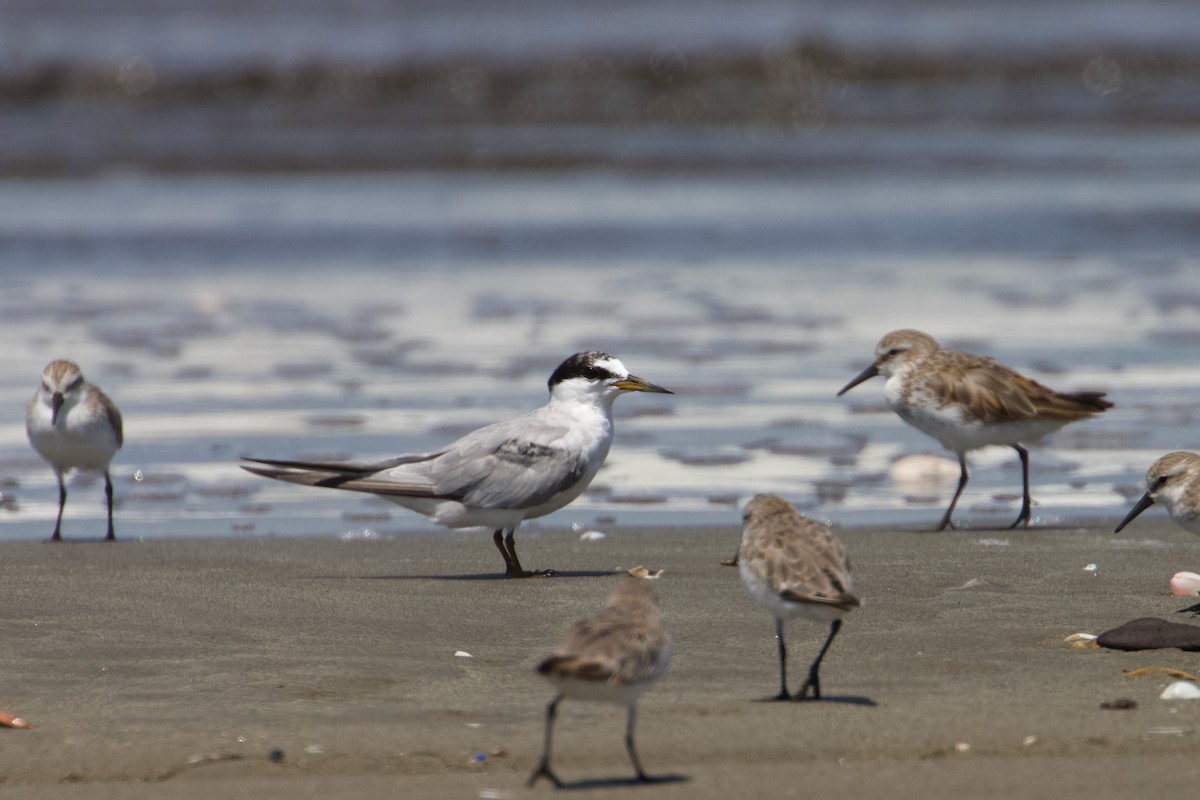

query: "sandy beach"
left=2, top=521, right=1200, bottom=798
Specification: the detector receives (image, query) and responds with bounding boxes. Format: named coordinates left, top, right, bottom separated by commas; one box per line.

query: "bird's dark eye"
left=1154, top=476, right=1170, bottom=490
left=886, top=348, right=901, bottom=357
left=581, top=367, right=602, bottom=381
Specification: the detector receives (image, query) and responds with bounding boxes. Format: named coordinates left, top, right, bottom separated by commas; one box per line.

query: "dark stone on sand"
left=1096, top=617, right=1200, bottom=651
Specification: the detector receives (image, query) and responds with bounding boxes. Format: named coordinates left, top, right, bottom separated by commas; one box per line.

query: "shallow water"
left=1, top=0, right=1198, bottom=539
left=1, top=158, right=1198, bottom=540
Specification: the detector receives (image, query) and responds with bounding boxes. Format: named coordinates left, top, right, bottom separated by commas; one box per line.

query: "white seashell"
left=454, top=651, right=473, bottom=658
left=1170, top=572, right=1200, bottom=597
left=1083, top=563, right=1098, bottom=573
left=1159, top=681, right=1200, bottom=700
left=1063, top=633, right=1097, bottom=642
left=953, top=742, right=971, bottom=753
left=578, top=530, right=607, bottom=541
left=1022, top=735, right=1038, bottom=747
left=889, top=454, right=961, bottom=485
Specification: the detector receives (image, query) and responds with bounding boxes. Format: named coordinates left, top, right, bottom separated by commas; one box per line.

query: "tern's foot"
left=1176, top=602, right=1200, bottom=616
left=507, top=568, right=556, bottom=579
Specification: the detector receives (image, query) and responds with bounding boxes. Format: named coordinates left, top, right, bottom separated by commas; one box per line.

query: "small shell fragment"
left=454, top=651, right=473, bottom=658
left=1125, top=667, right=1200, bottom=681
left=1022, top=735, right=1038, bottom=747
left=1170, top=571, right=1200, bottom=597
left=578, top=530, right=607, bottom=541
left=953, top=742, right=971, bottom=753
left=1064, top=633, right=1097, bottom=642
left=0, top=713, right=30, bottom=729
left=1083, top=563, right=1098, bottom=573
left=1159, top=681, right=1200, bottom=700
left=627, top=566, right=663, bottom=579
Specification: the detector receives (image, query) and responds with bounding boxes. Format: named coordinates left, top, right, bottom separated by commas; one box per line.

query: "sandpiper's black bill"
left=1114, top=492, right=1155, bottom=533
left=837, top=364, right=879, bottom=396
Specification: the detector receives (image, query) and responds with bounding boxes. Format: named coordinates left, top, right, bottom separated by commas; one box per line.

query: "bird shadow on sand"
left=547, top=774, right=689, bottom=791
left=754, top=694, right=877, bottom=707
left=322, top=570, right=627, bottom=582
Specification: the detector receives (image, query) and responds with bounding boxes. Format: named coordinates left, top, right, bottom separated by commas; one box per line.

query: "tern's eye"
left=581, top=367, right=603, bottom=381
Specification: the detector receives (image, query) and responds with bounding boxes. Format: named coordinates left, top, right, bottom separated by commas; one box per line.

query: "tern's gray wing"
left=417, top=418, right=592, bottom=511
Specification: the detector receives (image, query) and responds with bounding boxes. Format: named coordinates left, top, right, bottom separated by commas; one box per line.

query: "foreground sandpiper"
left=528, top=578, right=672, bottom=787
left=737, top=494, right=858, bottom=701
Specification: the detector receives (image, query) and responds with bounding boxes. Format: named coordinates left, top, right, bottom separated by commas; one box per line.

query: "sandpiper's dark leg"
left=625, top=704, right=651, bottom=782
left=51, top=473, right=66, bottom=542
left=104, top=470, right=116, bottom=541
left=773, top=618, right=790, bottom=700
left=796, top=619, right=843, bottom=701
left=527, top=694, right=564, bottom=788
left=938, top=454, right=970, bottom=531
left=1007, top=445, right=1032, bottom=529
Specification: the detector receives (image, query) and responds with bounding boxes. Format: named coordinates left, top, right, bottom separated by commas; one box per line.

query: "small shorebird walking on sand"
left=243, top=351, right=672, bottom=577
left=26, top=359, right=124, bottom=541
left=528, top=578, right=672, bottom=787
left=838, top=329, right=1112, bottom=530
left=736, top=494, right=858, bottom=701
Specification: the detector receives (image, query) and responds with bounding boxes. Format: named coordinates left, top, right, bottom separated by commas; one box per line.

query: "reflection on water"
left=0, top=166, right=1198, bottom=540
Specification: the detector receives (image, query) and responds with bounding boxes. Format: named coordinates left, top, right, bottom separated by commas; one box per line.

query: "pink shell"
left=1170, top=572, right=1200, bottom=597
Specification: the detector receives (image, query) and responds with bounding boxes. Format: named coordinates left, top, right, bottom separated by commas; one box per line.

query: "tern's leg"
left=1007, top=445, right=1032, bottom=529
left=51, top=472, right=66, bottom=542
left=527, top=694, right=564, bottom=788
left=625, top=704, right=652, bottom=782
left=104, top=469, right=116, bottom=541
left=937, top=454, right=970, bottom=531
left=773, top=617, right=790, bottom=700
left=1177, top=602, right=1200, bottom=616
left=796, top=619, right=843, bottom=701
left=492, top=529, right=516, bottom=576
left=502, top=528, right=553, bottom=578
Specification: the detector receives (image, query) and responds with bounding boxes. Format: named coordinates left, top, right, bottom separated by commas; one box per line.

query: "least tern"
left=737, top=494, right=857, bottom=701
left=242, top=351, right=672, bottom=577
left=528, top=578, right=672, bottom=787
left=26, top=359, right=124, bottom=541
left=838, top=329, right=1112, bottom=530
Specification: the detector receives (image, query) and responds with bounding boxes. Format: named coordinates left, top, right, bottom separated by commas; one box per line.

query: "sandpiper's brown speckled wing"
left=740, top=495, right=858, bottom=611
left=922, top=350, right=1111, bottom=425
left=537, top=580, right=670, bottom=686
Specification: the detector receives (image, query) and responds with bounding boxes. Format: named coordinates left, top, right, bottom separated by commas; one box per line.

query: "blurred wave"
left=2, top=0, right=1198, bottom=175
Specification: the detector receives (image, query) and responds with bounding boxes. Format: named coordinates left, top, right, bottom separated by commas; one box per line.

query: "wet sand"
left=3, top=521, right=1200, bottom=798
